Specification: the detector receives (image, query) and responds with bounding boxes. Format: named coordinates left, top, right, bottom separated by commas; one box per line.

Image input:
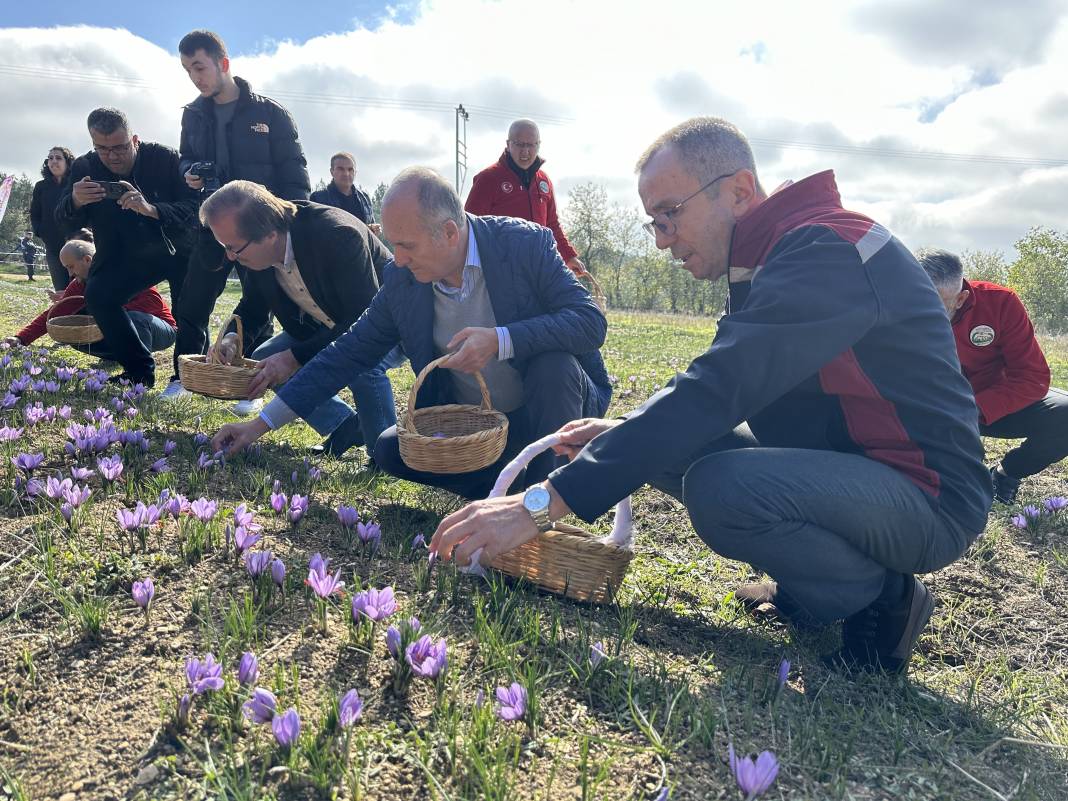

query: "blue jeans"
left=253, top=331, right=404, bottom=450
left=78, top=311, right=177, bottom=361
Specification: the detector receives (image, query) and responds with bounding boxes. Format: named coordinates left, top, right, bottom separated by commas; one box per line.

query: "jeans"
left=77, top=311, right=177, bottom=362
left=253, top=331, right=402, bottom=450
left=980, top=388, right=1068, bottom=479
left=651, top=428, right=978, bottom=624
left=374, top=351, right=597, bottom=499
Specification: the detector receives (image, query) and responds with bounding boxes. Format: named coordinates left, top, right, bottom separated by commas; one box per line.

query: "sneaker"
left=231, top=398, right=264, bottom=417
left=990, top=465, right=1020, bottom=504
left=733, top=581, right=821, bottom=629
left=826, top=576, right=934, bottom=675
left=159, top=379, right=191, bottom=401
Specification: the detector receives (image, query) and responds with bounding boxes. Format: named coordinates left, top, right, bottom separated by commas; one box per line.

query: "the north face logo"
left=250, top=123, right=270, bottom=134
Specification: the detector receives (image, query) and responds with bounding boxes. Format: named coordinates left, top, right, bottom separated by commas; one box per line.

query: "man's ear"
left=131, top=134, right=140, bottom=147
left=219, top=56, right=230, bottom=75
left=957, top=289, right=970, bottom=309
left=443, top=219, right=461, bottom=245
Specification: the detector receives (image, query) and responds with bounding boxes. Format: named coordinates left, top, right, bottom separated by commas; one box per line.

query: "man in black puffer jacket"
left=164, top=29, right=311, bottom=409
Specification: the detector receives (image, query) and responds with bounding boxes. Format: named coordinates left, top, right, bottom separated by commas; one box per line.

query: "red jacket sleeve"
left=542, top=178, right=578, bottom=265
left=16, top=281, right=88, bottom=344
left=974, top=292, right=1050, bottom=424
left=464, top=169, right=496, bottom=216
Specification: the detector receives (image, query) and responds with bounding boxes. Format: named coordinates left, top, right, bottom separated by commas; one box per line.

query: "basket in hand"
left=178, top=315, right=259, bottom=400
left=580, top=273, right=608, bottom=314
left=398, top=354, right=509, bottom=474
left=46, top=296, right=103, bottom=345
left=481, top=433, right=634, bottom=603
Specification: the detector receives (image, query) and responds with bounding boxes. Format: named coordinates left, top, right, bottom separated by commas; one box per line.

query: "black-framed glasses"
left=217, top=238, right=253, bottom=256
left=642, top=171, right=736, bottom=238
left=93, top=140, right=134, bottom=157
left=508, top=140, right=540, bottom=151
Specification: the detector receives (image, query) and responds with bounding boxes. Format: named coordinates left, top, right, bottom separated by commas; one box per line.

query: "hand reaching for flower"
left=212, top=418, right=269, bottom=456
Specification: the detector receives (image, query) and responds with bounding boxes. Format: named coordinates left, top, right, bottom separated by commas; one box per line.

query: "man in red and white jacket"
left=4, top=239, right=177, bottom=360
left=918, top=248, right=1068, bottom=503
left=464, top=119, right=587, bottom=276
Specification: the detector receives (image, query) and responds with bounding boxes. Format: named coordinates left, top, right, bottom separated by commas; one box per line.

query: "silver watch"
left=522, top=485, right=553, bottom=532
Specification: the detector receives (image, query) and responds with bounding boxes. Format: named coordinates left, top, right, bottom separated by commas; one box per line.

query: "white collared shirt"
left=274, top=232, right=335, bottom=328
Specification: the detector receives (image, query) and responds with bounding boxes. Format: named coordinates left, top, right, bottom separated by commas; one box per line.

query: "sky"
left=2, top=0, right=1066, bottom=258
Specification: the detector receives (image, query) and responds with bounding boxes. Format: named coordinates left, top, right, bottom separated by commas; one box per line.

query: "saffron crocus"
left=406, top=635, right=447, bottom=679
left=351, top=586, right=397, bottom=623
left=97, top=455, right=123, bottom=482
left=12, top=452, right=44, bottom=473
left=338, top=689, right=363, bottom=727
left=177, top=693, right=192, bottom=728
left=237, top=651, right=259, bottom=686
left=288, top=494, right=308, bottom=524
left=272, top=708, right=301, bottom=748
left=71, top=466, right=93, bottom=481
left=62, top=484, right=91, bottom=508
left=270, top=491, right=287, bottom=515
left=306, top=564, right=344, bottom=598
left=336, top=505, right=359, bottom=529
left=193, top=432, right=209, bottom=447
left=131, top=578, right=154, bottom=613
left=495, top=682, right=527, bottom=721
left=45, top=476, right=73, bottom=500
left=150, top=457, right=170, bottom=474
left=776, top=658, right=791, bottom=688
left=1044, top=496, right=1068, bottom=513
left=245, top=550, right=273, bottom=579
left=1023, top=505, right=1042, bottom=519
left=271, top=558, right=286, bottom=588
left=117, top=505, right=147, bottom=532
left=411, top=533, right=426, bottom=551
left=653, top=788, right=669, bottom=801
left=728, top=745, right=779, bottom=799
left=190, top=497, right=218, bottom=522
left=234, top=526, right=261, bottom=555
left=243, top=687, right=277, bottom=724
left=1011, top=513, right=1028, bottom=529
left=163, top=439, right=177, bottom=456
left=357, top=521, right=381, bottom=548
left=0, top=425, right=23, bottom=442
left=186, top=653, right=225, bottom=695
left=234, top=503, right=261, bottom=531
left=60, top=503, right=74, bottom=524
left=385, top=618, right=421, bottom=659
left=590, top=641, right=608, bottom=669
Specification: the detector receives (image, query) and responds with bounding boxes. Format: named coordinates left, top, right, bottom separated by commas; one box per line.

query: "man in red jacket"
left=465, top=119, right=587, bottom=276
left=4, top=239, right=177, bottom=359
left=918, top=248, right=1068, bottom=503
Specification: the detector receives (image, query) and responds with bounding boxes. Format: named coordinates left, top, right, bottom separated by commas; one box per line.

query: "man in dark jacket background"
left=164, top=29, right=311, bottom=409
left=212, top=168, right=611, bottom=498
left=56, top=107, right=198, bottom=385
left=17, top=233, right=38, bottom=281
left=918, top=248, right=1068, bottom=504
left=310, top=152, right=379, bottom=233
left=431, top=117, right=993, bottom=676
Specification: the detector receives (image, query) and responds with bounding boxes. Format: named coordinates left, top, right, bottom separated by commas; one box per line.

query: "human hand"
left=212, top=418, right=270, bottom=456
left=368, top=223, right=382, bottom=235
left=444, top=326, right=499, bottom=373
left=551, top=417, right=622, bottom=460
left=71, top=176, right=104, bottom=208
left=184, top=170, right=205, bottom=190
left=430, top=494, right=539, bottom=567
left=567, top=256, right=589, bottom=277
left=117, top=181, right=158, bottom=218
left=46, top=290, right=65, bottom=302
left=1, top=336, right=22, bottom=348
left=246, top=349, right=300, bottom=399
left=208, top=332, right=240, bottom=365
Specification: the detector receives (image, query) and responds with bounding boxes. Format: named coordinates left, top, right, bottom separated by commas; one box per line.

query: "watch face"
left=523, top=486, right=551, bottom=513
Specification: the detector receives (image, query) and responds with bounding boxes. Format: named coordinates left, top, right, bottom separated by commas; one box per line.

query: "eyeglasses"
left=508, top=140, right=540, bottom=151
left=217, top=238, right=253, bottom=256
left=93, top=140, right=134, bottom=157
left=642, top=171, right=737, bottom=238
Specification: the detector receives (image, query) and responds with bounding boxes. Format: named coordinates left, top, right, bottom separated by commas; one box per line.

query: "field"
left=0, top=274, right=1066, bottom=801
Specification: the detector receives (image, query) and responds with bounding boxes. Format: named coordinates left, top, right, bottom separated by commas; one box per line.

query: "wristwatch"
left=522, top=485, right=553, bottom=532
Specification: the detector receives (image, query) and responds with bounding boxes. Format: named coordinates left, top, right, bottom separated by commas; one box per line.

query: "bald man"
left=5, top=239, right=177, bottom=358
left=465, top=119, right=587, bottom=276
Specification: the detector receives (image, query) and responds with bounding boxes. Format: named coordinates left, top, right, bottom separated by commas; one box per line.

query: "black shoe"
left=311, top=415, right=364, bottom=458
left=107, top=371, right=155, bottom=388
left=990, top=465, right=1020, bottom=504
left=734, top=582, right=821, bottom=629
left=826, top=576, right=934, bottom=676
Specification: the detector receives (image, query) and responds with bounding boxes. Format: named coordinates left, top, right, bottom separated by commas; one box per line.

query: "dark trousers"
left=84, top=252, right=187, bottom=378
left=651, top=426, right=977, bottom=624
left=23, top=255, right=34, bottom=280
left=45, top=247, right=70, bottom=291
left=172, top=235, right=273, bottom=379
left=374, top=351, right=596, bottom=499
left=980, top=388, right=1068, bottom=479
left=75, top=311, right=177, bottom=362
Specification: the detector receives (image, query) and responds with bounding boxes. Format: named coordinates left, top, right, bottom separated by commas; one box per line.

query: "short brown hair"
left=200, top=181, right=297, bottom=241
left=330, top=152, right=357, bottom=169
left=179, top=30, right=228, bottom=62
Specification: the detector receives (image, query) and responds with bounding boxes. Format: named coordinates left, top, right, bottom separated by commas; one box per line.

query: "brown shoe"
left=827, top=577, right=934, bottom=675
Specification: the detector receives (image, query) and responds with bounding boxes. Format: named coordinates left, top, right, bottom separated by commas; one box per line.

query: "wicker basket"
left=484, top=434, right=634, bottom=603
left=178, top=315, right=259, bottom=400
left=46, top=296, right=103, bottom=345
left=580, top=273, right=608, bottom=314
left=398, top=355, right=509, bottom=474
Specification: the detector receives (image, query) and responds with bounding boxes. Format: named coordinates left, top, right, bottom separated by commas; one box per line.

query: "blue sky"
left=3, top=1, right=419, bottom=54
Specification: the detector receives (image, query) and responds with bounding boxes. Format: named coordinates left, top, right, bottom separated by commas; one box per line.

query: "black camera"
left=188, top=161, right=220, bottom=193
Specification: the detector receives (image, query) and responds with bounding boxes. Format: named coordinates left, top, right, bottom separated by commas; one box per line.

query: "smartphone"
left=99, top=181, right=127, bottom=200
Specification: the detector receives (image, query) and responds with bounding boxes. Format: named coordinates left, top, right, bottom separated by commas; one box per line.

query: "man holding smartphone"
left=55, top=107, right=198, bottom=386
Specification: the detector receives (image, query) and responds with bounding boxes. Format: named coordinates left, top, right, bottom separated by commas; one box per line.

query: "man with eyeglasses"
left=431, top=116, right=993, bottom=677
left=56, top=107, right=198, bottom=386
left=465, top=119, right=587, bottom=277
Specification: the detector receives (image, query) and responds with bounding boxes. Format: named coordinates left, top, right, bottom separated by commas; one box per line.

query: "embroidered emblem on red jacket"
left=501, top=181, right=513, bottom=193
left=538, top=180, right=549, bottom=194
left=969, top=325, right=995, bottom=346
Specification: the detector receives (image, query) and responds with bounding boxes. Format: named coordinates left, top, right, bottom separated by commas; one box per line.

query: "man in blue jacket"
left=431, top=117, right=993, bottom=676
left=212, top=167, right=611, bottom=498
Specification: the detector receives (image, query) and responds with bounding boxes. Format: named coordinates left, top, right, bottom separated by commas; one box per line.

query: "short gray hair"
left=200, top=180, right=297, bottom=240
left=508, top=118, right=539, bottom=140
left=636, top=116, right=759, bottom=189
left=916, top=248, right=964, bottom=290
left=60, top=239, right=95, bottom=262
left=385, top=167, right=465, bottom=232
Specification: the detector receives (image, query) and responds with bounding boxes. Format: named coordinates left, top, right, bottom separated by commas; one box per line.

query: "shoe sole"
left=887, top=578, right=935, bottom=673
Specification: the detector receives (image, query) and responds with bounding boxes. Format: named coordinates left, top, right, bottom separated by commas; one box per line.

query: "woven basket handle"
left=208, top=314, right=243, bottom=364
left=487, top=432, right=634, bottom=549
left=404, top=353, right=493, bottom=434
left=46, top=295, right=86, bottom=322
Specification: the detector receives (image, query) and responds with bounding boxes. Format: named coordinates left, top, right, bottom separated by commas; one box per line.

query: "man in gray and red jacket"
left=918, top=248, right=1068, bottom=504
left=432, top=116, right=993, bottom=677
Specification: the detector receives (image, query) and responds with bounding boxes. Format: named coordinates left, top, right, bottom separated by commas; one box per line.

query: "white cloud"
left=1, top=0, right=1067, bottom=258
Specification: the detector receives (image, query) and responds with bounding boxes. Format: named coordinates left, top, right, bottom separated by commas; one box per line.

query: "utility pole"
left=455, top=104, right=470, bottom=194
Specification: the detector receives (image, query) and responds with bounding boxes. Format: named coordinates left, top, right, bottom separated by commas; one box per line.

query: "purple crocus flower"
left=12, top=452, right=44, bottom=473
left=45, top=476, right=73, bottom=500
left=0, top=425, right=22, bottom=442
left=495, top=682, right=527, bottom=721
left=97, top=455, right=123, bottom=481
left=185, top=653, right=224, bottom=695
left=474, top=689, right=485, bottom=708
left=162, top=493, right=189, bottom=518
left=1044, top=496, right=1068, bottom=513
left=288, top=494, right=308, bottom=524
left=590, top=641, right=608, bottom=669
left=338, top=689, right=363, bottom=727
left=271, top=558, right=286, bottom=587
left=245, top=550, right=273, bottom=579
left=193, top=432, right=209, bottom=447
left=163, top=439, right=177, bottom=456
left=60, top=503, right=74, bottom=524
left=117, top=505, right=147, bottom=532
left=71, top=466, right=93, bottom=481
left=237, top=651, right=259, bottom=686
left=652, top=788, right=669, bottom=801
left=234, top=503, right=260, bottom=530
left=776, top=658, right=791, bottom=688
left=190, top=498, right=218, bottom=522
left=351, top=586, right=397, bottom=623
left=411, top=533, right=426, bottom=551
left=728, top=745, right=779, bottom=799
left=306, top=564, right=344, bottom=599
left=385, top=617, right=421, bottom=659
left=234, top=526, right=261, bottom=555
left=1011, top=513, right=1028, bottom=529
left=62, top=484, right=91, bottom=508
left=357, top=521, right=381, bottom=547
left=336, top=505, right=360, bottom=529
left=308, top=552, right=328, bottom=579
left=406, top=635, right=447, bottom=679
left=150, top=457, right=170, bottom=474
left=1023, top=505, right=1042, bottom=519
left=272, top=708, right=301, bottom=747
left=270, top=491, right=288, bottom=515
left=177, top=693, right=192, bottom=728
left=131, top=578, right=154, bottom=610
left=243, top=687, right=277, bottom=724
left=58, top=405, right=71, bottom=420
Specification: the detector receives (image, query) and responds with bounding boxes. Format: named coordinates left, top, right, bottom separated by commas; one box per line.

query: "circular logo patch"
left=969, top=325, right=995, bottom=347
left=538, top=180, right=550, bottom=193
left=501, top=181, right=514, bottom=194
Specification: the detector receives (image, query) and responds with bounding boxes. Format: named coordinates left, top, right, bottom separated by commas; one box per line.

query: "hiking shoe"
left=231, top=398, right=263, bottom=417
left=826, top=576, right=934, bottom=676
left=990, top=465, right=1020, bottom=504
left=734, top=582, right=821, bottom=629
left=159, top=379, right=191, bottom=401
